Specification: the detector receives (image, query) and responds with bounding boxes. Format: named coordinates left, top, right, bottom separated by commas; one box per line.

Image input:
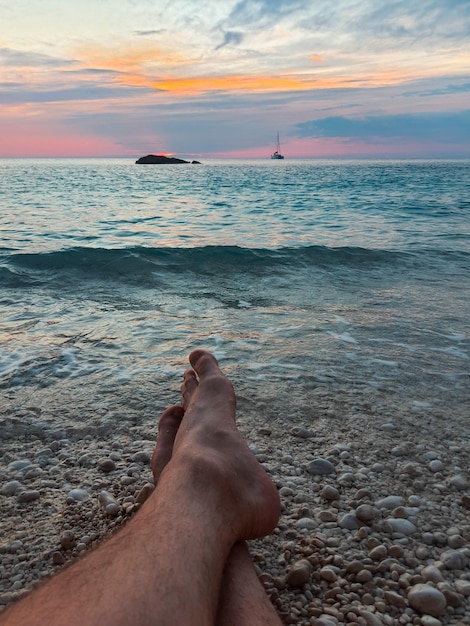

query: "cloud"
left=295, top=110, right=470, bottom=145
left=226, top=0, right=308, bottom=29
left=0, top=47, right=70, bottom=67
left=403, top=82, right=470, bottom=98
left=215, top=30, right=244, bottom=50
left=0, top=84, right=154, bottom=105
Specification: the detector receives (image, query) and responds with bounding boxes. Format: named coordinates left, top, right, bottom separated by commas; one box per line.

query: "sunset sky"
left=1, top=0, right=469, bottom=158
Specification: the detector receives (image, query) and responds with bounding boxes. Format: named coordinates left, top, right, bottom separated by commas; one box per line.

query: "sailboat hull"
left=271, top=132, right=284, bottom=159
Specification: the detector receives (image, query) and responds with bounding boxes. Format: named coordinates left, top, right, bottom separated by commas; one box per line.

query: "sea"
left=1, top=158, right=469, bottom=432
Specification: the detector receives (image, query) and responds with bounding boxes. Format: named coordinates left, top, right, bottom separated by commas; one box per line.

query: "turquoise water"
left=1, top=158, right=469, bottom=423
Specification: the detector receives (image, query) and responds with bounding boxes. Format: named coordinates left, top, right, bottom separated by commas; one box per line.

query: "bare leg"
left=153, top=368, right=282, bottom=626
left=1, top=350, right=281, bottom=626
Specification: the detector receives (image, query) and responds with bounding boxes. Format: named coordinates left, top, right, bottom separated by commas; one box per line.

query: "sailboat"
left=271, top=132, right=284, bottom=159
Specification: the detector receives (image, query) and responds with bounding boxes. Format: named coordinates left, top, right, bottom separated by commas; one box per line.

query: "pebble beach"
left=1, top=369, right=469, bottom=626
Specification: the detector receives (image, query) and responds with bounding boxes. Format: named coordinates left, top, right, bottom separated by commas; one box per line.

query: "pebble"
left=295, top=517, right=317, bottom=530
left=420, top=617, right=442, bottom=626
left=383, top=518, right=417, bottom=535
left=17, top=490, right=40, bottom=503
left=429, top=460, right=444, bottom=472
left=97, top=458, right=116, bottom=473
left=421, top=565, right=444, bottom=583
left=320, top=485, right=339, bottom=500
left=307, top=459, right=335, bottom=475
left=449, top=474, right=468, bottom=489
left=376, top=495, right=405, bottom=509
left=408, top=584, right=447, bottom=617
left=355, top=504, right=377, bottom=523
left=319, top=566, right=338, bottom=582
left=1, top=480, right=23, bottom=496
left=66, top=488, right=89, bottom=502
left=369, top=544, right=387, bottom=560
left=130, top=451, right=151, bottom=464
left=291, top=427, right=315, bottom=439
left=338, top=513, right=359, bottom=530
left=98, top=490, right=120, bottom=516
left=60, top=531, right=76, bottom=550
left=455, top=579, right=470, bottom=595
left=286, top=559, right=312, bottom=588
left=440, top=549, right=467, bottom=570
left=136, top=483, right=155, bottom=505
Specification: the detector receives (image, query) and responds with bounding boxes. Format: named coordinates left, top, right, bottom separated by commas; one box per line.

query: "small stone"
left=355, top=504, right=377, bottom=523
left=383, top=518, right=417, bottom=535
left=8, top=459, right=32, bottom=471
left=66, top=488, right=89, bottom=502
left=295, top=517, right=317, bottom=530
left=429, top=460, right=444, bottom=472
left=17, top=490, right=40, bottom=503
left=370, top=545, right=388, bottom=560
left=135, top=483, right=155, bottom=505
left=449, top=474, right=468, bottom=489
left=421, top=565, right=444, bottom=583
left=319, top=566, right=338, bottom=582
left=388, top=545, right=404, bottom=559
left=337, top=472, right=354, bottom=485
left=60, top=530, right=76, bottom=550
left=408, top=584, right=447, bottom=617
left=454, top=579, right=470, bottom=595
left=286, top=559, right=312, bottom=587
left=52, top=551, right=65, bottom=565
left=321, top=485, right=339, bottom=500
left=291, top=426, right=314, bottom=439
left=338, top=513, right=359, bottom=530
left=440, top=550, right=467, bottom=570
left=376, top=495, right=405, bottom=509
left=131, top=451, right=151, bottom=464
left=99, top=490, right=119, bottom=516
left=359, top=610, right=383, bottom=626
left=384, top=590, right=406, bottom=608
left=356, top=569, right=373, bottom=583
left=318, top=510, right=337, bottom=522
left=420, top=617, right=442, bottom=626
left=447, top=534, right=465, bottom=548
left=1, top=480, right=23, bottom=496
left=98, top=458, right=116, bottom=473
left=307, top=459, right=335, bottom=475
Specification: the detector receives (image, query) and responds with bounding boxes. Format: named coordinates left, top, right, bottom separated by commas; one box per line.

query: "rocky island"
left=135, top=155, right=201, bottom=164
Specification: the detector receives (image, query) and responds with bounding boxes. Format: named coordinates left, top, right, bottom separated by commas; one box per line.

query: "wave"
left=1, top=245, right=468, bottom=288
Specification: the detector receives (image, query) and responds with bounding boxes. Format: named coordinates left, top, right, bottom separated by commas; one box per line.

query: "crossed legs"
left=1, top=350, right=282, bottom=626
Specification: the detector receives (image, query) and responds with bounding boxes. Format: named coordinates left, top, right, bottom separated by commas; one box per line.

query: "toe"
left=189, top=350, right=221, bottom=378
left=151, top=405, right=184, bottom=483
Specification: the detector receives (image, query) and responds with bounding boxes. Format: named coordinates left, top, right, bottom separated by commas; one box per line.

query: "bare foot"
left=160, top=349, right=280, bottom=541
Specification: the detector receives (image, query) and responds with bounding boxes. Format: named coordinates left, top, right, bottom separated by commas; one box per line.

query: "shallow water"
left=1, top=158, right=469, bottom=427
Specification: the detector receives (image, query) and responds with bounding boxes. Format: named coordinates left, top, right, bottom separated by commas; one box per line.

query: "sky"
left=0, top=0, right=469, bottom=158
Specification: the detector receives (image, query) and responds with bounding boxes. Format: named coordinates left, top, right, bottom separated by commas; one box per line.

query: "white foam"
left=328, top=332, right=358, bottom=344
